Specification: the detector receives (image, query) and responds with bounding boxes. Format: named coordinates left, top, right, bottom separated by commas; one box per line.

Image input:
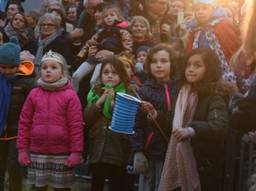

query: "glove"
left=64, top=152, right=83, bottom=168
left=135, top=63, right=144, bottom=73
left=18, top=150, right=31, bottom=166
left=133, top=152, right=148, bottom=174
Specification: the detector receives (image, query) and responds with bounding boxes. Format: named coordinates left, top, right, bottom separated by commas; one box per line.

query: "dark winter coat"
left=84, top=86, right=133, bottom=167
left=132, top=79, right=179, bottom=160
left=0, top=71, right=35, bottom=140
left=38, top=34, right=73, bottom=65
left=230, top=77, right=256, bottom=133
left=189, top=80, right=236, bottom=191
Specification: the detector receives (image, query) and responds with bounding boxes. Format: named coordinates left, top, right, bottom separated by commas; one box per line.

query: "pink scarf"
left=158, top=84, right=201, bottom=191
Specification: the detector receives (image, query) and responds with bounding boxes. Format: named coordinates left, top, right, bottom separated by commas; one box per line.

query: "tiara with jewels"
left=41, top=50, right=66, bottom=66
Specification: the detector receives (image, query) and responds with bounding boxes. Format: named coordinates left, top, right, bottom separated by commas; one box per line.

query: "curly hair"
left=145, top=43, right=176, bottom=80
left=100, top=56, right=130, bottom=88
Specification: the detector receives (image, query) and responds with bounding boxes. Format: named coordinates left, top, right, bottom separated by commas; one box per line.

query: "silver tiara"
left=41, top=50, right=66, bottom=65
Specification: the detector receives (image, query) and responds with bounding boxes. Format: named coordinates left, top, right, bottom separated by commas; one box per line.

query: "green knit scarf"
left=87, top=83, right=126, bottom=119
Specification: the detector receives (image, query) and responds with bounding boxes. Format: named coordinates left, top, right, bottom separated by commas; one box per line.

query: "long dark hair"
left=184, top=48, right=222, bottom=91
left=100, top=56, right=130, bottom=88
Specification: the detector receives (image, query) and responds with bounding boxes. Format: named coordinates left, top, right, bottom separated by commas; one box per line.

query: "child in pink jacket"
left=17, top=50, right=84, bottom=191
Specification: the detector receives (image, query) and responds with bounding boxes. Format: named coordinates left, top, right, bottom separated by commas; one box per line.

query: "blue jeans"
left=138, top=159, right=164, bottom=191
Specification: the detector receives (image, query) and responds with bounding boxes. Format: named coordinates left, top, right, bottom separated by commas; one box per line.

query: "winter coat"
left=230, top=76, right=256, bottom=133
left=17, top=82, right=84, bottom=154
left=132, top=79, right=179, bottom=160
left=0, top=62, right=35, bottom=140
left=84, top=85, right=133, bottom=167
left=89, top=23, right=133, bottom=54
left=189, top=80, right=236, bottom=191
left=37, top=34, right=74, bottom=66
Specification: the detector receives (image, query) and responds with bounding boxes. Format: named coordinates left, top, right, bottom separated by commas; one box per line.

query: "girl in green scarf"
left=87, top=56, right=130, bottom=119
left=85, top=56, right=132, bottom=191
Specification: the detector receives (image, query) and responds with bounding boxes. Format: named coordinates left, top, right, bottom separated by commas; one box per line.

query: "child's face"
left=161, top=23, right=171, bottom=36
left=104, top=9, right=119, bottom=26
left=122, top=61, right=134, bottom=78
left=185, top=54, right=206, bottom=84
left=131, top=21, right=147, bottom=39
left=67, top=7, right=77, bottom=22
left=12, top=13, right=26, bottom=30
left=150, top=50, right=171, bottom=82
left=169, top=0, right=185, bottom=16
left=0, top=64, right=18, bottom=76
left=137, top=51, right=147, bottom=64
left=40, top=60, right=63, bottom=83
left=194, top=3, right=214, bottom=25
left=101, top=63, right=121, bottom=86
left=26, top=15, right=35, bottom=27
left=94, top=9, right=104, bottom=25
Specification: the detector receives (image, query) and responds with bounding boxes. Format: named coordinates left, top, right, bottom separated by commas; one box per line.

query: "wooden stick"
left=131, top=87, right=169, bottom=142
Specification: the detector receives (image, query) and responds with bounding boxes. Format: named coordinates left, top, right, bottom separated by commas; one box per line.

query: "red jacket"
left=187, top=19, right=240, bottom=63
left=17, top=82, right=84, bottom=154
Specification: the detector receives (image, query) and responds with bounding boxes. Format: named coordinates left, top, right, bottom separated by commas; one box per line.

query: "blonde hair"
left=103, top=5, right=124, bottom=22
left=129, top=16, right=152, bottom=39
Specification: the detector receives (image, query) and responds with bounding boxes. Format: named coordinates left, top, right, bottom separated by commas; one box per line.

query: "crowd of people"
left=1, top=0, right=256, bottom=191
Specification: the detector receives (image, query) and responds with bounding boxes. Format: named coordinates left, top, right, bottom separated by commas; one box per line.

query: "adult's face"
left=94, top=9, right=104, bottom=26
left=12, top=13, right=26, bottom=30
left=131, top=21, right=148, bottom=40
left=40, top=18, right=57, bottom=36
left=86, top=0, right=103, bottom=16
left=147, top=0, right=168, bottom=18
left=169, top=0, right=185, bottom=16
left=6, top=4, right=19, bottom=20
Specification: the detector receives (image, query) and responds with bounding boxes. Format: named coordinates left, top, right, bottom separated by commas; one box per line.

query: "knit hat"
left=119, top=54, right=135, bottom=66
left=118, top=53, right=135, bottom=72
left=136, top=46, right=150, bottom=56
left=97, top=37, right=123, bottom=54
left=0, top=37, right=21, bottom=66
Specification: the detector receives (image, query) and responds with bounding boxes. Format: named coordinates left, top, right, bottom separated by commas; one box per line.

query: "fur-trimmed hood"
left=198, top=79, right=238, bottom=98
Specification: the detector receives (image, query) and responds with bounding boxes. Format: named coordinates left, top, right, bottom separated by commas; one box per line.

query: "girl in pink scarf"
left=159, top=48, right=234, bottom=191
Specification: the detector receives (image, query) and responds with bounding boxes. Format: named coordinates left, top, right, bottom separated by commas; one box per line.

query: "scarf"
left=87, top=83, right=126, bottom=119
left=0, top=74, right=15, bottom=136
left=37, top=77, right=68, bottom=91
left=4, top=22, right=29, bottom=44
left=192, top=19, right=237, bottom=83
left=35, top=29, right=63, bottom=67
left=159, top=84, right=201, bottom=191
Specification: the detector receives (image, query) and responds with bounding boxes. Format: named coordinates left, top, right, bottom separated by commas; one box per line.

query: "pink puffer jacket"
left=17, top=82, right=84, bottom=154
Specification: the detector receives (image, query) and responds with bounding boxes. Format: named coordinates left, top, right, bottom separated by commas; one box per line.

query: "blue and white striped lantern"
left=109, top=92, right=141, bottom=134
